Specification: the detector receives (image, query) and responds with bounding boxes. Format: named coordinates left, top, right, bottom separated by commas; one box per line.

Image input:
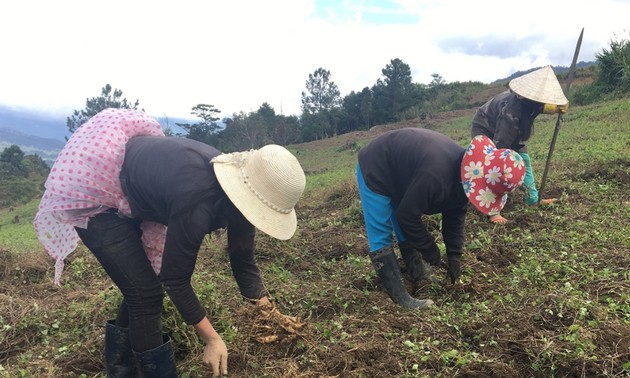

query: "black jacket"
left=357, top=128, right=468, bottom=260
left=120, top=136, right=267, bottom=325
left=471, top=90, right=541, bottom=152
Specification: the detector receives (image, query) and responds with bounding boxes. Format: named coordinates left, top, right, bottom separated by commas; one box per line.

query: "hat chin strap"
left=239, top=167, right=293, bottom=215
left=211, top=150, right=253, bottom=167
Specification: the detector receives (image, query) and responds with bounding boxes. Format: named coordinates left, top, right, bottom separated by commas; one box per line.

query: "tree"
left=269, top=115, right=300, bottom=146
left=218, top=111, right=267, bottom=151
left=0, top=145, right=26, bottom=178
left=1, top=145, right=25, bottom=167
left=191, top=104, right=222, bottom=133
left=299, top=110, right=340, bottom=141
left=257, top=103, right=276, bottom=125
left=371, top=58, right=420, bottom=124
left=300, top=68, right=343, bottom=141
left=429, top=73, right=446, bottom=88
left=176, top=104, right=222, bottom=145
left=595, top=32, right=630, bottom=93
left=21, top=154, right=50, bottom=177
left=256, top=102, right=277, bottom=139
left=341, top=87, right=373, bottom=132
left=252, top=103, right=299, bottom=145
left=66, top=84, right=141, bottom=134
left=301, top=68, right=342, bottom=114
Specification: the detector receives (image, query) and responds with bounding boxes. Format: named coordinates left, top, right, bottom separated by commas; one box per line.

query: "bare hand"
left=255, top=296, right=271, bottom=306
left=203, top=336, right=228, bottom=377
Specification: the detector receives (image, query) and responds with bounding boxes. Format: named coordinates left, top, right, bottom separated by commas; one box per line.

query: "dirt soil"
left=220, top=109, right=627, bottom=377
left=219, top=186, right=628, bottom=378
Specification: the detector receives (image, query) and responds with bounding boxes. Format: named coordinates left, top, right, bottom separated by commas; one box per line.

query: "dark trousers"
left=76, top=210, right=165, bottom=352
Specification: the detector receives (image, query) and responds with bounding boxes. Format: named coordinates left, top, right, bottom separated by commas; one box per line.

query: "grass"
left=0, top=200, right=42, bottom=253
left=0, top=98, right=629, bottom=377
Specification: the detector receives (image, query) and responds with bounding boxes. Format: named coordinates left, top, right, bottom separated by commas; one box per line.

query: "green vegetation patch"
left=1, top=99, right=628, bottom=377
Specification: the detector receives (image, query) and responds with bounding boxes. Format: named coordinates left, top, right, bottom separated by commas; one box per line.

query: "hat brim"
left=469, top=192, right=508, bottom=216
left=508, top=65, right=568, bottom=105
left=214, top=163, right=297, bottom=240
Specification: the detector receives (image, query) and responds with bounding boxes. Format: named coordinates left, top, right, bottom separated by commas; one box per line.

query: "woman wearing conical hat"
left=471, top=65, right=569, bottom=223
left=34, top=108, right=306, bottom=377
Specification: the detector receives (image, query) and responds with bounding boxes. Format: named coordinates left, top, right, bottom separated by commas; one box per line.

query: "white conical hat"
left=508, top=66, right=568, bottom=105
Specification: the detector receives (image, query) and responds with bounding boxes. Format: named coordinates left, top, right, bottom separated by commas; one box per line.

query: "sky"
left=1, top=0, right=628, bottom=120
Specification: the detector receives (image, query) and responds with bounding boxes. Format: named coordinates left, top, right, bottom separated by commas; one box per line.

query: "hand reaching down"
left=203, top=334, right=228, bottom=377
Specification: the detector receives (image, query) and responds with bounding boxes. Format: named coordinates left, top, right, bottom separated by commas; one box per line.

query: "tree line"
left=65, top=33, right=630, bottom=153
left=64, top=59, right=491, bottom=152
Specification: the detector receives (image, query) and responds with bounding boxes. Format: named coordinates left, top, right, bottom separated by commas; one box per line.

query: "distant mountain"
left=492, top=61, right=597, bottom=84
left=0, top=128, right=65, bottom=150
left=0, top=105, right=194, bottom=166
left=0, top=128, right=65, bottom=166
left=0, top=105, right=193, bottom=141
left=0, top=105, right=68, bottom=142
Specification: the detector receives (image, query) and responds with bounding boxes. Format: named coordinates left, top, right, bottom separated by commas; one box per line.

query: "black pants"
left=76, top=210, right=164, bottom=352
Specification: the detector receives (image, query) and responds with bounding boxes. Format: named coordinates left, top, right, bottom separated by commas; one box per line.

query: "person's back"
left=357, top=127, right=466, bottom=210
left=120, top=136, right=223, bottom=224
left=471, top=90, right=540, bottom=152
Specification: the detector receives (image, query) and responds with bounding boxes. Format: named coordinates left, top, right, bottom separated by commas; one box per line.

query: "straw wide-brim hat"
left=460, top=135, right=526, bottom=216
left=509, top=65, right=569, bottom=105
left=212, top=144, right=306, bottom=240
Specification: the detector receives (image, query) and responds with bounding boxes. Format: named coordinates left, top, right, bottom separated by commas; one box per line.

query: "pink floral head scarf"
left=34, top=108, right=167, bottom=284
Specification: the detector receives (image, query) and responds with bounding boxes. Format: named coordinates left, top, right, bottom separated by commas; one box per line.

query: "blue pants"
left=75, top=210, right=165, bottom=353
left=356, top=164, right=407, bottom=253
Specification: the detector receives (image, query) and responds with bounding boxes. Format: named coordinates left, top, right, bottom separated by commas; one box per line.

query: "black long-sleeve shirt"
left=357, top=128, right=468, bottom=259
left=471, top=90, right=540, bottom=152
left=119, top=136, right=267, bottom=325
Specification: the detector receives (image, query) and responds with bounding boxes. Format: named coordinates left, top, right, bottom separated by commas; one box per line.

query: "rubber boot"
left=399, top=243, right=437, bottom=286
left=105, top=320, right=140, bottom=378
left=370, top=247, right=433, bottom=309
left=134, top=336, right=178, bottom=378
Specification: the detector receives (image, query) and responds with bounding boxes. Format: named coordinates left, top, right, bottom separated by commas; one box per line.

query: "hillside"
left=0, top=106, right=192, bottom=166
left=0, top=128, right=65, bottom=166
left=0, top=95, right=628, bottom=377
left=0, top=105, right=67, bottom=141
left=493, top=61, right=597, bottom=84
left=0, top=64, right=598, bottom=168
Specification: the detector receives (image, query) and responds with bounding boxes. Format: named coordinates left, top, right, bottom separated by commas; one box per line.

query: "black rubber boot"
left=133, top=336, right=178, bottom=378
left=399, top=243, right=436, bottom=285
left=370, top=247, right=433, bottom=309
left=105, top=320, right=140, bottom=378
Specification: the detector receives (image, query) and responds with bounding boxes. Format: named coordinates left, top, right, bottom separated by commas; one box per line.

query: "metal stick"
left=537, top=28, right=584, bottom=202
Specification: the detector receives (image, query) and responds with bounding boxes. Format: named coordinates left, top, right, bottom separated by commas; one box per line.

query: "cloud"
left=438, top=35, right=546, bottom=59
